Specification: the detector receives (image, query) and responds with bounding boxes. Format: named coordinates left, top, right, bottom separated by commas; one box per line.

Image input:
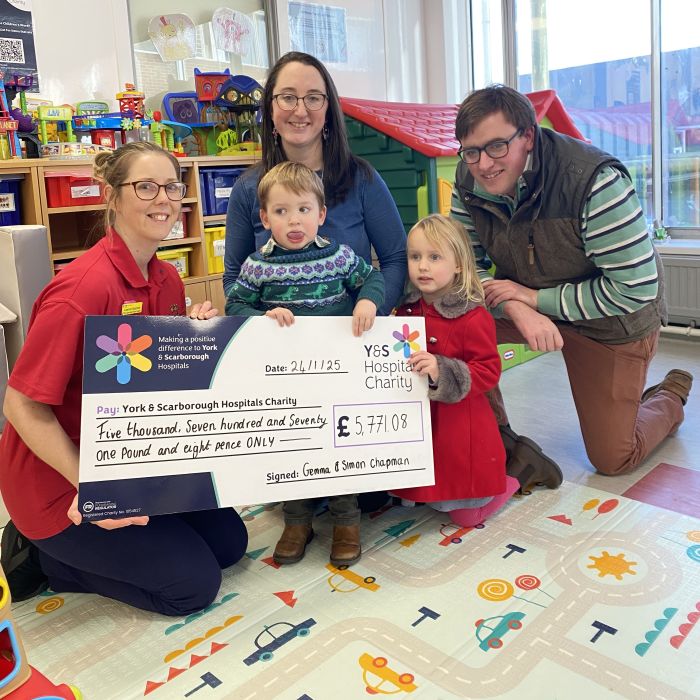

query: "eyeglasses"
left=119, top=181, right=187, bottom=201
left=457, top=129, right=523, bottom=164
left=273, top=93, right=328, bottom=111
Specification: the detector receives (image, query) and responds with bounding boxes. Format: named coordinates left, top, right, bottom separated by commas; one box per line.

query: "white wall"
left=27, top=0, right=460, bottom=109
left=31, top=0, right=133, bottom=109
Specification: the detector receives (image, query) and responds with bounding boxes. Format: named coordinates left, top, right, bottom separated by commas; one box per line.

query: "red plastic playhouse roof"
left=340, top=90, right=585, bottom=158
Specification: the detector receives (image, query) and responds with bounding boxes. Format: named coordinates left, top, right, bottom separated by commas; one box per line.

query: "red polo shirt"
left=0, top=231, right=185, bottom=539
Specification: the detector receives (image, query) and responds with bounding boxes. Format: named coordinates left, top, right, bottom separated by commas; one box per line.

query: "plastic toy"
left=37, top=105, right=75, bottom=145
left=162, top=71, right=262, bottom=156
left=0, top=72, right=21, bottom=158
left=213, top=74, right=262, bottom=154
left=0, top=565, right=79, bottom=699
left=150, top=111, right=191, bottom=156
left=0, top=116, right=18, bottom=160
left=116, top=83, right=145, bottom=119
left=194, top=68, right=231, bottom=103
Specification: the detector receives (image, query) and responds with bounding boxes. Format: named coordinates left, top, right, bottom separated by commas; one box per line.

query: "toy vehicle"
left=358, top=653, right=417, bottom=695
left=326, top=564, right=379, bottom=593
left=242, top=618, right=316, bottom=666
left=438, top=522, right=483, bottom=546
left=474, top=612, right=525, bottom=651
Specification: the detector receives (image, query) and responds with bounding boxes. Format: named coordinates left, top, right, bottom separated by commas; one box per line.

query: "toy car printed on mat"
left=358, top=653, right=417, bottom=695
left=438, top=522, right=484, bottom=546
left=474, top=612, right=525, bottom=651
left=243, top=619, right=316, bottom=666
left=326, top=564, right=380, bottom=593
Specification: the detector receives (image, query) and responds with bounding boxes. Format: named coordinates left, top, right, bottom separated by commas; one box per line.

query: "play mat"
left=12, top=480, right=700, bottom=699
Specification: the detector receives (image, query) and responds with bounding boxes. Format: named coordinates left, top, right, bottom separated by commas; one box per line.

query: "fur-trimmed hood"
left=400, top=289, right=483, bottom=319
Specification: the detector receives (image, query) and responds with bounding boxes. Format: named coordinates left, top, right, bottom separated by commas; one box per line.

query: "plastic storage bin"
left=156, top=246, right=192, bottom=278
left=45, top=170, right=104, bottom=207
left=0, top=175, right=23, bottom=226
left=199, top=167, right=245, bottom=215
left=204, top=226, right=226, bottom=274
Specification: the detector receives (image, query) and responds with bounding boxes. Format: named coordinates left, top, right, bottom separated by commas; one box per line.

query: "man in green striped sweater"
left=451, top=84, right=692, bottom=477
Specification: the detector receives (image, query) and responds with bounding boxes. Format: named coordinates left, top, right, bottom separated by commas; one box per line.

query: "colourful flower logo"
left=392, top=324, right=421, bottom=358
left=95, top=323, right=152, bottom=384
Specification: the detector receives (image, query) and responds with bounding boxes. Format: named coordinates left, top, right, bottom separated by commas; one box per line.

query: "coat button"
left=406, top=307, right=413, bottom=313
left=429, top=336, right=437, bottom=344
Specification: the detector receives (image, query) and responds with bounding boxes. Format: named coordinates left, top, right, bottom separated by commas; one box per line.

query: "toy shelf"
left=3, top=154, right=257, bottom=314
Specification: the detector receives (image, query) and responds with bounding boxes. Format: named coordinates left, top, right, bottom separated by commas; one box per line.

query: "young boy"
left=225, top=161, right=385, bottom=566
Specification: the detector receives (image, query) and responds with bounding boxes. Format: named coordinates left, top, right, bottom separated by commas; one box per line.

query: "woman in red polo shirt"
left=0, top=142, right=248, bottom=615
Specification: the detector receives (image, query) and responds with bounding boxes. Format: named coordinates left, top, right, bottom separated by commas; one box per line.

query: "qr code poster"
left=0, top=0, right=39, bottom=91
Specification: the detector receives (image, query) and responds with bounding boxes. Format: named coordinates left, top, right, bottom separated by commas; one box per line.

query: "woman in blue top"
left=224, top=51, right=406, bottom=316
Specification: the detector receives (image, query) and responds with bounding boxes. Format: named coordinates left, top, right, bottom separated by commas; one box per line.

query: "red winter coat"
left=391, top=292, right=506, bottom=502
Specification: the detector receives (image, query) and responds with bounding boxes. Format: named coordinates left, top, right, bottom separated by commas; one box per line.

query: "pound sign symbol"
left=336, top=415, right=350, bottom=438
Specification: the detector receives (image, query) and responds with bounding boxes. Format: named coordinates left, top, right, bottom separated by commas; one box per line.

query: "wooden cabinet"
left=1, top=154, right=257, bottom=305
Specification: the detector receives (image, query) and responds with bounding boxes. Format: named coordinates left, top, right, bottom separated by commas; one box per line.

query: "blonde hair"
left=258, top=161, right=325, bottom=210
left=408, top=214, right=484, bottom=304
left=93, top=142, right=181, bottom=231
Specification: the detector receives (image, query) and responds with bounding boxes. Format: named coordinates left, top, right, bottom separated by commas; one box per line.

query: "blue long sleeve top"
left=223, top=165, right=407, bottom=315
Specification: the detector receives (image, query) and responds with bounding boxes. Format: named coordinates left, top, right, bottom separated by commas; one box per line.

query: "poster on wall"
left=147, top=14, right=196, bottom=62
left=0, top=0, right=39, bottom=91
left=288, top=1, right=347, bottom=64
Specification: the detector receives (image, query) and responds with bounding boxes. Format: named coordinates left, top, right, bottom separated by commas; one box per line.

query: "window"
left=471, top=0, right=505, bottom=88
left=129, top=4, right=270, bottom=103
left=661, top=0, right=700, bottom=229
left=514, top=0, right=653, bottom=220
left=476, top=0, right=700, bottom=236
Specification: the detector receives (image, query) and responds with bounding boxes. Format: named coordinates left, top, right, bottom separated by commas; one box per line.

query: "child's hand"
left=266, top=307, right=295, bottom=327
left=408, top=351, right=439, bottom=384
left=352, top=299, right=377, bottom=337
left=189, top=300, right=218, bottom=320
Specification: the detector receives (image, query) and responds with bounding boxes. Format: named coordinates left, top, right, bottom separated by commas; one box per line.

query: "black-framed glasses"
left=119, top=181, right=187, bottom=201
left=273, top=93, right=328, bottom=112
left=457, top=129, right=523, bottom=164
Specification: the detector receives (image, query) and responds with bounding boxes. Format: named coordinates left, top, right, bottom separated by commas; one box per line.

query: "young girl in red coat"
left=391, top=214, right=520, bottom=527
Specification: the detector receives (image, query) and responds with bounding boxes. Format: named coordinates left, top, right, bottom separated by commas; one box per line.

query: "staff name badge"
left=79, top=316, right=434, bottom=520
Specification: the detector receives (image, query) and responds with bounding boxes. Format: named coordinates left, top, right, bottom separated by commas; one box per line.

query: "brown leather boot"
left=273, top=523, right=313, bottom=565
left=330, top=524, right=361, bottom=566
left=641, top=369, right=693, bottom=406
left=507, top=436, right=563, bottom=491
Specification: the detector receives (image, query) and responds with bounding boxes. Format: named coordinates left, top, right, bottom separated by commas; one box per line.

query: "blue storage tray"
left=199, top=168, right=245, bottom=216
left=0, top=176, right=22, bottom=226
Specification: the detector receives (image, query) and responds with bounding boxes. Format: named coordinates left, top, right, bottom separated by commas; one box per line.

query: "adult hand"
left=408, top=350, right=439, bottom=384
left=483, top=279, right=538, bottom=309
left=504, top=301, right=564, bottom=352
left=68, top=494, right=149, bottom=529
left=352, top=299, right=377, bottom=337
left=189, top=300, right=218, bottom=320
left=266, top=307, right=295, bottom=327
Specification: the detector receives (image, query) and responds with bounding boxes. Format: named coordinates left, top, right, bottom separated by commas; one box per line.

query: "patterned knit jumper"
left=225, top=237, right=385, bottom=317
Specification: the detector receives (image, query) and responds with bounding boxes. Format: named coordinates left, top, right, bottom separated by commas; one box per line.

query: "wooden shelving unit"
left=1, top=154, right=257, bottom=313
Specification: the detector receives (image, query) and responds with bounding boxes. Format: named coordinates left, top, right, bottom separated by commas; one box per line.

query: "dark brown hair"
left=259, top=51, right=370, bottom=204
left=455, top=84, right=536, bottom=141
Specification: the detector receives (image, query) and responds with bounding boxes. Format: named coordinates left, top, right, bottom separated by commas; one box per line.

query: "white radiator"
left=657, top=241, right=700, bottom=325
